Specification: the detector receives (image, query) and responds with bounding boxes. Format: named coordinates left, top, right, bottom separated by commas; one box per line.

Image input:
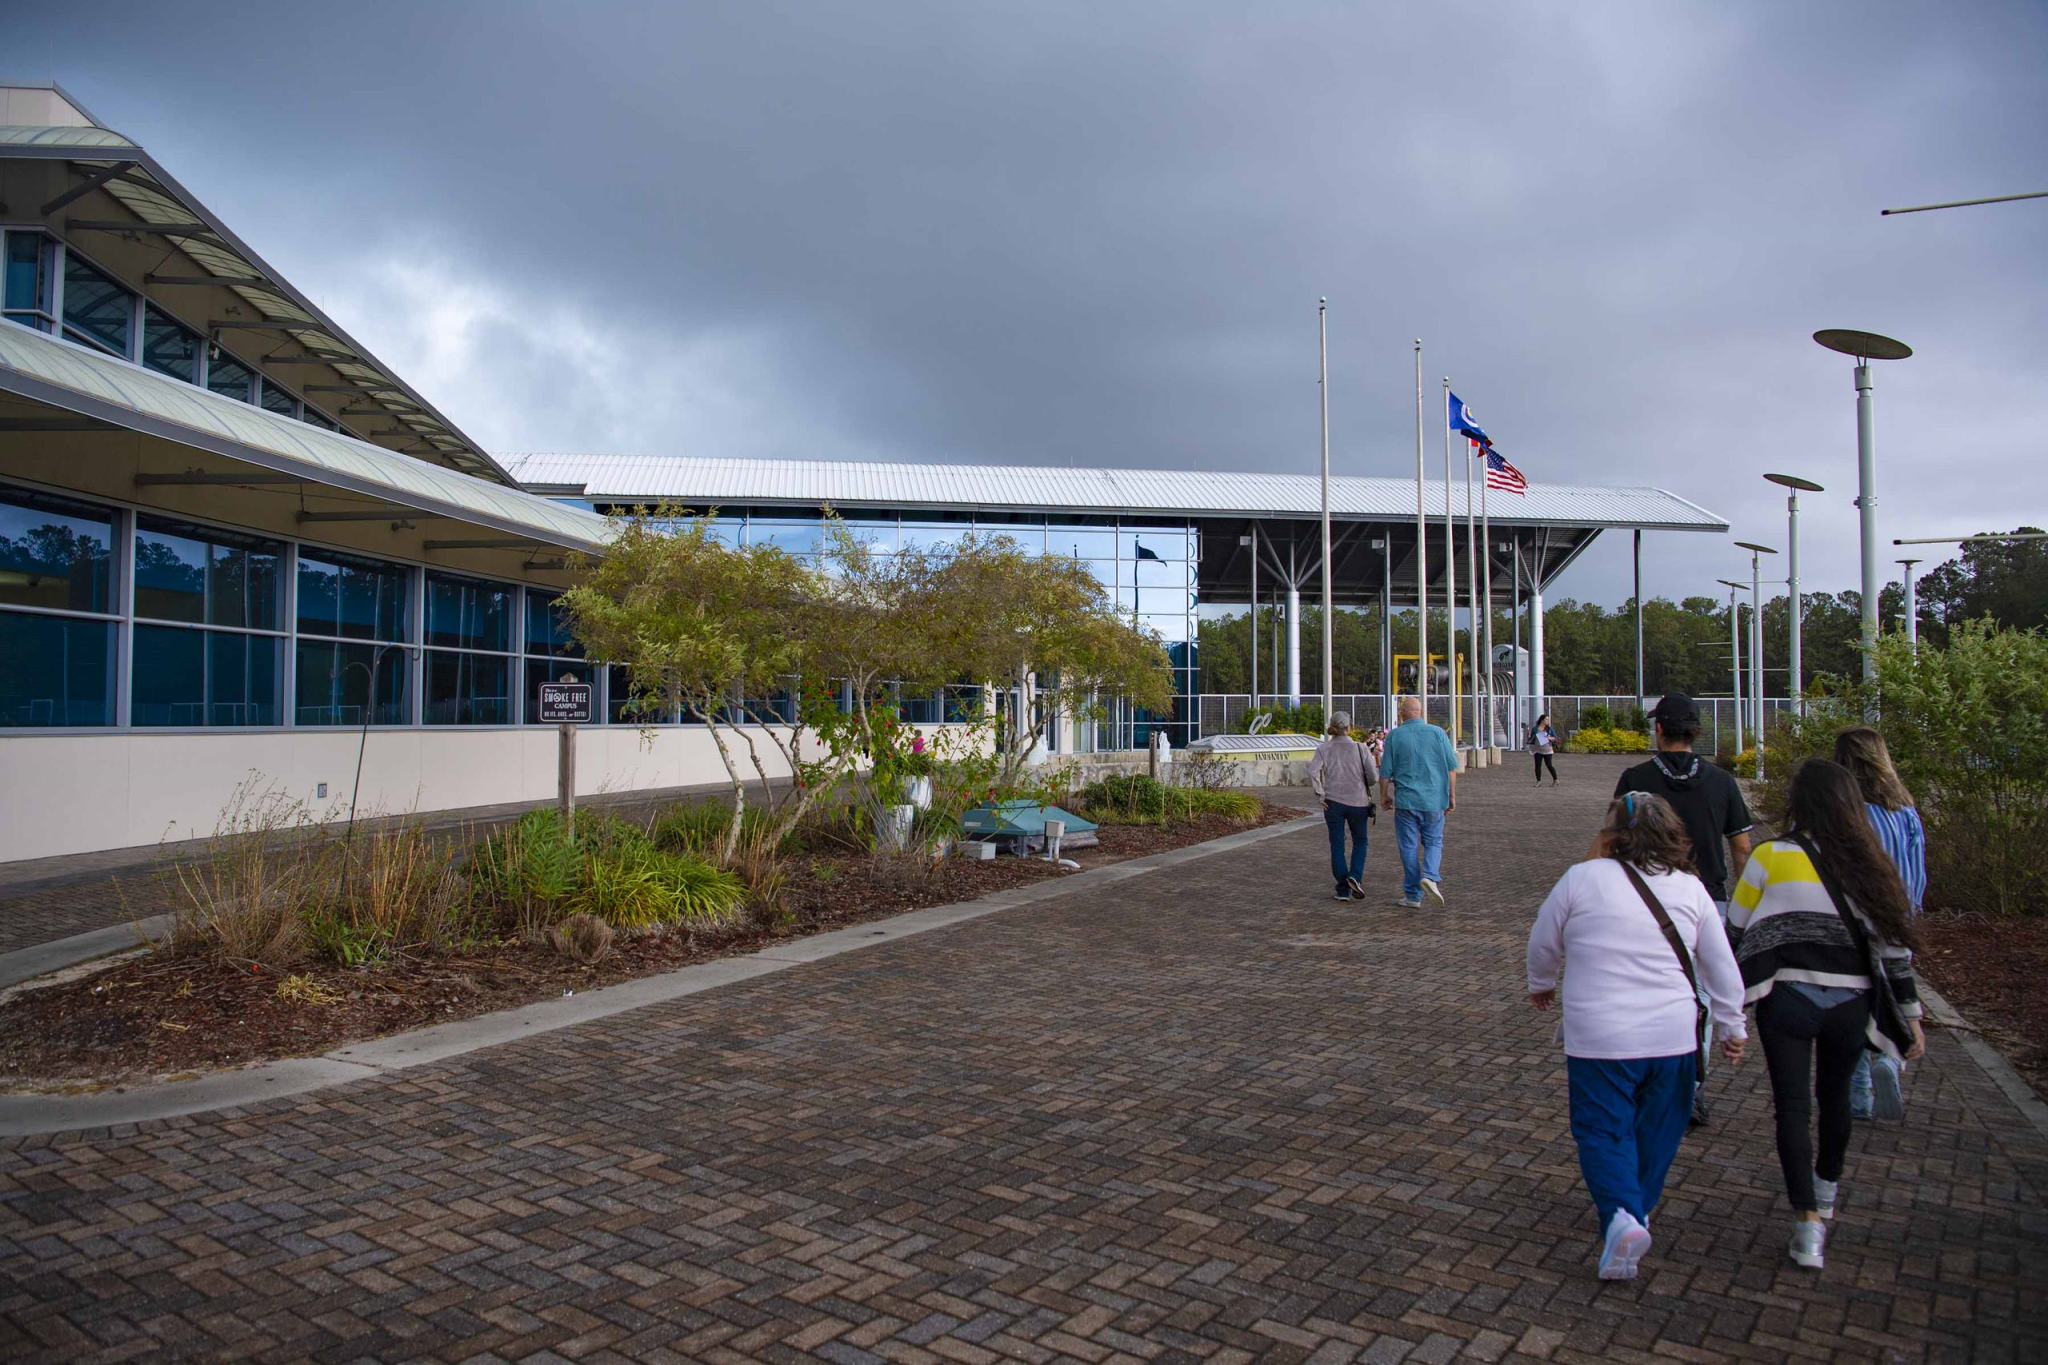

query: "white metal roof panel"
left=0, top=324, right=614, bottom=552
left=507, top=453, right=1726, bottom=532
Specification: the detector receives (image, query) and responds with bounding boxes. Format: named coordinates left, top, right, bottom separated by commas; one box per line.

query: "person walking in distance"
left=1834, top=726, right=1926, bottom=1121
left=1610, top=694, right=1753, bottom=1125
left=1727, top=759, right=1926, bottom=1271
left=1529, top=712, right=1560, bottom=785
left=1310, top=711, right=1379, bottom=902
left=1380, top=695, right=1460, bottom=908
left=1527, top=792, right=1747, bottom=1281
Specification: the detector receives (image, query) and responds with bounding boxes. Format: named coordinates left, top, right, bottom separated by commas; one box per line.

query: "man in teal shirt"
left=1379, top=695, right=1461, bottom=907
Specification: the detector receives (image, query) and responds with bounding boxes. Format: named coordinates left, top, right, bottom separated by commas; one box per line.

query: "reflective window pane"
left=425, top=572, right=510, bottom=652
left=524, top=657, right=588, bottom=723
left=297, top=553, right=409, bottom=642
left=523, top=590, right=580, bottom=657
left=1049, top=525, right=1117, bottom=559
left=0, top=487, right=110, bottom=613
left=141, top=305, right=199, bottom=382
left=301, top=406, right=339, bottom=431
left=6, top=232, right=52, bottom=317
left=900, top=520, right=972, bottom=552
left=748, top=518, right=819, bottom=554
left=131, top=625, right=279, bottom=726
left=425, top=650, right=510, bottom=725
left=134, top=518, right=281, bottom=629
left=258, top=379, right=297, bottom=417
left=206, top=352, right=255, bottom=404
left=294, top=639, right=409, bottom=725
left=0, top=609, right=112, bottom=727
left=61, top=250, right=131, bottom=356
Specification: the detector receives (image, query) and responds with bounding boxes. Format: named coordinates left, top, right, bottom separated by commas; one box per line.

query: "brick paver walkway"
left=4, top=757, right=2045, bottom=1362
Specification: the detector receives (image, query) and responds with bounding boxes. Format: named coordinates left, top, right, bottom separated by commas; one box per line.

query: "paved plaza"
left=3, top=757, right=2045, bottom=1362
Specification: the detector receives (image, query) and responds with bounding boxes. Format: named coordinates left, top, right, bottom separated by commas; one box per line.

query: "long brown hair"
left=1601, top=792, right=1696, bottom=876
left=1785, top=758, right=1921, bottom=951
left=1833, top=727, right=1914, bottom=811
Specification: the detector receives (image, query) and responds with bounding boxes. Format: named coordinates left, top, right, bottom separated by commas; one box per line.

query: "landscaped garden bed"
left=0, top=784, right=1298, bottom=1088
left=1917, top=912, right=2048, bottom=1097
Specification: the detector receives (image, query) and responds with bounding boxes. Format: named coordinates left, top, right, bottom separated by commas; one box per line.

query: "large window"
left=295, top=551, right=411, bottom=725
left=258, top=378, right=298, bottom=418
left=130, top=517, right=284, bottom=726
left=4, top=231, right=56, bottom=333
left=424, top=571, right=512, bottom=724
left=61, top=250, right=133, bottom=357
left=522, top=588, right=585, bottom=723
left=205, top=352, right=256, bottom=404
left=141, top=306, right=200, bottom=383
left=0, top=487, right=114, bottom=727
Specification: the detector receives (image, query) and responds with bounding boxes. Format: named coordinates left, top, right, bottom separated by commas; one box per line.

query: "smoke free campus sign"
left=536, top=681, right=593, bottom=724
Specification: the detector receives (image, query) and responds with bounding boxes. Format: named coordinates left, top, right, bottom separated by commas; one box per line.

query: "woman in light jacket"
left=1528, top=791, right=1747, bottom=1281
left=1309, top=711, right=1379, bottom=902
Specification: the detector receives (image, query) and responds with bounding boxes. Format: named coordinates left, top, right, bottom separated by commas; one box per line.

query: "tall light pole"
left=1764, top=474, right=1824, bottom=715
left=1897, top=558, right=1922, bottom=653
left=1814, top=329, right=1911, bottom=683
left=1318, top=299, right=1332, bottom=721
left=1717, top=579, right=1747, bottom=755
left=1735, top=542, right=1777, bottom=774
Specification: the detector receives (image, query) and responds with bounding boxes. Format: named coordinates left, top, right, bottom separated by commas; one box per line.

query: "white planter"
left=907, top=774, right=933, bottom=810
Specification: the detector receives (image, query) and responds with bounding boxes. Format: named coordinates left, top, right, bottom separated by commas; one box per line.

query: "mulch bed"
left=0, top=804, right=1302, bottom=1088
left=1917, top=912, right=2048, bottom=1098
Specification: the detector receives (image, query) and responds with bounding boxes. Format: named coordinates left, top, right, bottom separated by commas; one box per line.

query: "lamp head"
left=1735, top=541, right=1777, bottom=556
left=1814, top=329, right=1911, bottom=361
left=1764, top=472, right=1825, bottom=492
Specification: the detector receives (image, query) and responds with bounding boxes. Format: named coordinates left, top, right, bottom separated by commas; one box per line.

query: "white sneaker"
left=1598, top=1210, right=1652, bottom=1281
left=1813, top=1177, right=1837, bottom=1221
left=1421, top=878, right=1445, bottom=906
left=1789, top=1219, right=1825, bottom=1269
left=1393, top=894, right=1421, bottom=907
left=1870, top=1055, right=1905, bottom=1121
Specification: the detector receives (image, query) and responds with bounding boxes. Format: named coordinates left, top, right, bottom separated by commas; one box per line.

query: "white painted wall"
left=0, top=726, right=829, bottom=861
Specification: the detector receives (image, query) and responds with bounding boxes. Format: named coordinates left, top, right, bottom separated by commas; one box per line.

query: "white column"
left=1286, top=582, right=1302, bottom=705
left=1529, top=573, right=1546, bottom=722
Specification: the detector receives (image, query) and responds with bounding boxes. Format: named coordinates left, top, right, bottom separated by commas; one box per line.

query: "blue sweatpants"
left=1566, top=1053, right=1697, bottom=1232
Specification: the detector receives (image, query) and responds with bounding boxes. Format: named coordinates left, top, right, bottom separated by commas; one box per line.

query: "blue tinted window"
left=131, top=625, right=279, bottom=726
left=1049, top=524, right=1117, bottom=559
left=523, top=658, right=587, bottom=724
left=900, top=521, right=972, bottom=552
left=301, top=406, right=339, bottom=431
left=258, top=379, right=297, bottom=417
left=0, top=610, right=112, bottom=727
left=425, top=650, right=510, bottom=725
left=748, top=518, right=820, bottom=553
left=298, top=553, right=409, bottom=642
left=295, top=640, right=409, bottom=725
left=141, top=306, right=199, bottom=382
left=206, top=353, right=255, bottom=404
left=523, top=590, right=580, bottom=657
left=5, top=233, right=52, bottom=321
left=426, top=573, right=510, bottom=651
left=0, top=487, right=110, bottom=613
left=135, top=519, right=280, bottom=628
left=61, top=250, right=132, bottom=356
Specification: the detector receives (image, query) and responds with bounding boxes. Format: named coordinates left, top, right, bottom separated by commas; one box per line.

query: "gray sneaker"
left=1393, top=894, right=1421, bottom=908
left=1789, top=1219, right=1825, bottom=1269
left=1870, top=1055, right=1905, bottom=1121
left=1813, top=1176, right=1838, bottom=1221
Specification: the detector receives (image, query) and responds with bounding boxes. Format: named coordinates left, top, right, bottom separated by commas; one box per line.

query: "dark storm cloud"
left=12, top=1, right=2048, bottom=602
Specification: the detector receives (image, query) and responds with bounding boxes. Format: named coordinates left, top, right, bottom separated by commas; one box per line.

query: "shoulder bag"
left=1787, top=832, right=1916, bottom=1058
left=1618, top=861, right=1711, bottom=1083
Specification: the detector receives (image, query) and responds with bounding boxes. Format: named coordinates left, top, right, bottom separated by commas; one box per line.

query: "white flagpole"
left=1465, top=438, right=1480, bottom=759
left=1480, top=448, right=1496, bottom=753
left=1442, top=377, right=1458, bottom=748
left=1414, top=342, right=1428, bottom=719
left=1319, top=299, right=1333, bottom=722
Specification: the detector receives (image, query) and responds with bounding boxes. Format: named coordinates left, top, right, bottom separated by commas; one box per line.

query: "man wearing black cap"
left=1611, top=694, right=1754, bottom=909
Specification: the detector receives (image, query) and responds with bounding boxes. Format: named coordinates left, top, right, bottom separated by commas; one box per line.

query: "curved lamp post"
left=1764, top=474, right=1824, bottom=715
left=1814, top=329, right=1911, bottom=683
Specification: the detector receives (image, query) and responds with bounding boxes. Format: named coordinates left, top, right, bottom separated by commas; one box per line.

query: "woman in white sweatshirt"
left=1527, top=792, right=1748, bottom=1281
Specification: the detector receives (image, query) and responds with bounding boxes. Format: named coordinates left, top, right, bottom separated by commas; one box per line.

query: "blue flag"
left=1447, top=391, right=1489, bottom=445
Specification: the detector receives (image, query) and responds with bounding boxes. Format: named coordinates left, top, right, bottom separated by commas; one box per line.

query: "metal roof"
left=506, top=454, right=1728, bottom=532
left=0, top=323, right=614, bottom=553
left=0, top=114, right=513, bottom=485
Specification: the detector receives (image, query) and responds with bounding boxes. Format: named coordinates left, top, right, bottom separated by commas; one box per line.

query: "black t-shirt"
left=1613, top=752, right=1754, bottom=901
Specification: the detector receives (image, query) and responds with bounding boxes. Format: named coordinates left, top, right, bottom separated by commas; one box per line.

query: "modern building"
left=0, top=81, right=1726, bottom=862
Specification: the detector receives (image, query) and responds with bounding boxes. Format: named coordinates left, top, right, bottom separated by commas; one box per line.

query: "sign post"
left=538, top=674, right=594, bottom=834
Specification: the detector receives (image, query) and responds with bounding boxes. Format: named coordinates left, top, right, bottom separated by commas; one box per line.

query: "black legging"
left=1757, top=988, right=1872, bottom=1212
left=1533, top=752, right=1557, bottom=781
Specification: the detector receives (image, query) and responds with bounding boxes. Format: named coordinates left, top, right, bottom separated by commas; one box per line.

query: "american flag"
left=1483, top=445, right=1528, bottom=495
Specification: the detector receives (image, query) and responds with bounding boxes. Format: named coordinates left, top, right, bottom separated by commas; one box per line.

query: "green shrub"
left=467, top=809, right=581, bottom=937
left=1078, top=774, right=1260, bottom=824
left=1236, top=704, right=1323, bottom=736
left=305, top=909, right=388, bottom=968
left=1580, top=705, right=1615, bottom=732
left=1564, top=726, right=1651, bottom=754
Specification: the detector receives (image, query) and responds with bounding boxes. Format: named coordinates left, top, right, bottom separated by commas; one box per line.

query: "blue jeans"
left=1567, top=1054, right=1697, bottom=1232
left=1393, top=808, right=1444, bottom=901
left=1323, top=801, right=1371, bottom=889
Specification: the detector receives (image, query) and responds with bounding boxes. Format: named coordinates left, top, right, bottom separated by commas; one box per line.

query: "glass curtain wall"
left=295, top=551, right=412, bottom=725
left=131, top=517, right=284, bottom=726
left=0, top=487, right=115, bottom=727
left=522, top=589, right=585, bottom=722
left=424, top=572, right=513, bottom=724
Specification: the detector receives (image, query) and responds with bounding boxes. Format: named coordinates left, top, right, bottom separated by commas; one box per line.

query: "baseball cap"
left=1650, top=693, right=1700, bottom=725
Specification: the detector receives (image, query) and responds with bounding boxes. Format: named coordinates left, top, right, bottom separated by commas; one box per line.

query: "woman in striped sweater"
left=1728, top=759, right=1925, bottom=1270
left=1835, top=727, right=1926, bottom=1120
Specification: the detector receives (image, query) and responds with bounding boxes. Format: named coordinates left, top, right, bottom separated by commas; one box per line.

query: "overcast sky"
left=16, top=2, right=2047, bottom=605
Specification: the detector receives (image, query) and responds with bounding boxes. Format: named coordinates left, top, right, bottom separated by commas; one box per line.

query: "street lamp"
left=1716, top=579, right=1747, bottom=756
left=1764, top=474, right=1824, bottom=715
left=1734, top=542, right=1777, bottom=775
left=1814, top=328, right=1912, bottom=683
left=1897, top=558, right=1922, bottom=653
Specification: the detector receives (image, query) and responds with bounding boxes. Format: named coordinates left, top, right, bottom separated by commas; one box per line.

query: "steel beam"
left=41, top=162, right=138, bottom=216
left=134, top=472, right=307, bottom=486
left=145, top=273, right=268, bottom=288
left=424, top=538, right=541, bottom=551
left=296, top=510, right=446, bottom=524
left=66, top=219, right=213, bottom=237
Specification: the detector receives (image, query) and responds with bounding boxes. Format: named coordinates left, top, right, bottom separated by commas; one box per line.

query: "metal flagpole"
left=1414, top=342, right=1428, bottom=718
left=1464, top=439, right=1480, bottom=758
left=1442, top=378, right=1458, bottom=748
left=1480, top=451, right=1495, bottom=751
left=1319, top=299, right=1333, bottom=721
left=1248, top=524, right=1259, bottom=708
